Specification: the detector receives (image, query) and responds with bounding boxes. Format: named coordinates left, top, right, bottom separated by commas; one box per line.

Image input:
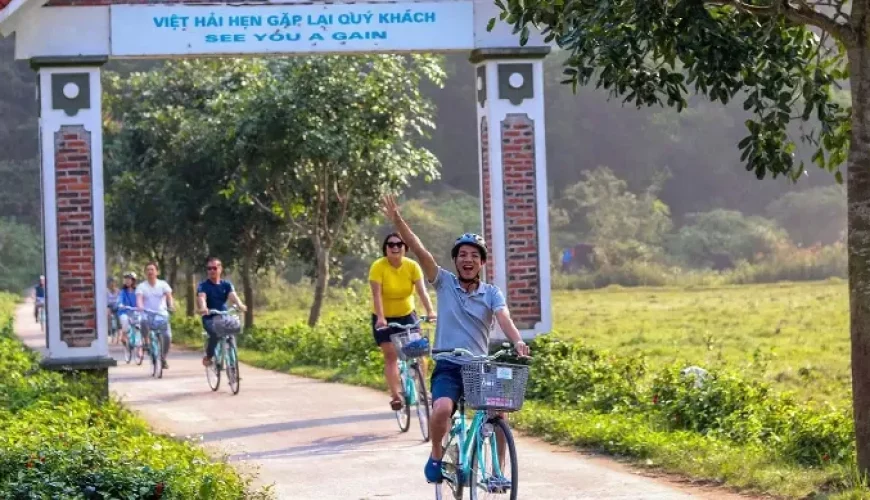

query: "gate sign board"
left=110, top=2, right=475, bottom=56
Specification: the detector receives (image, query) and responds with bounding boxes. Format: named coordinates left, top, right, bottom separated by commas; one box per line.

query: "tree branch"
left=706, top=0, right=856, bottom=46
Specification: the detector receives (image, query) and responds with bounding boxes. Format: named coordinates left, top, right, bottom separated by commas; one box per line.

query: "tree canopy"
left=492, top=0, right=870, bottom=476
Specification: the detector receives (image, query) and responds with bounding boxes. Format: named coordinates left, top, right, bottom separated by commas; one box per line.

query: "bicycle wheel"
left=206, top=339, right=221, bottom=391
left=412, top=363, right=431, bottom=442
left=124, top=339, right=132, bottom=364
left=395, top=364, right=411, bottom=433
left=226, top=338, right=240, bottom=395
left=135, top=333, right=145, bottom=365
left=469, top=417, right=518, bottom=500
left=436, top=427, right=464, bottom=500
left=151, top=334, right=163, bottom=379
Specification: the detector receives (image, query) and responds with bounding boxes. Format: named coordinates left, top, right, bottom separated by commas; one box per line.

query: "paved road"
left=15, top=302, right=753, bottom=499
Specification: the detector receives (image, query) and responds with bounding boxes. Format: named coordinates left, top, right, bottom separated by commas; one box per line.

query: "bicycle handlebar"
left=377, top=316, right=433, bottom=332
left=432, top=343, right=532, bottom=362
left=118, top=305, right=170, bottom=316
left=206, top=307, right=241, bottom=316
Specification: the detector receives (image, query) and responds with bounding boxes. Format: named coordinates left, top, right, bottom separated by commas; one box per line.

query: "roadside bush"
left=0, top=293, right=269, bottom=499
left=177, top=304, right=857, bottom=473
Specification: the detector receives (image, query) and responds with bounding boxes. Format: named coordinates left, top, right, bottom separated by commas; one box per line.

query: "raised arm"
left=382, top=195, right=438, bottom=283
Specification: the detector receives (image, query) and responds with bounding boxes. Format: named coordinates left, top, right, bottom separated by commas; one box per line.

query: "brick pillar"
left=480, top=118, right=495, bottom=284
left=472, top=47, right=552, bottom=339
left=33, top=57, right=115, bottom=381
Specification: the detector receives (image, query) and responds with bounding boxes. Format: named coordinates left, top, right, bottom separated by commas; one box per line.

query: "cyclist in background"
left=33, top=275, right=45, bottom=323
left=381, top=195, right=529, bottom=484
left=107, top=277, right=120, bottom=343
left=198, top=257, right=246, bottom=367
left=369, top=232, right=436, bottom=411
left=136, top=262, right=175, bottom=370
left=117, top=272, right=138, bottom=346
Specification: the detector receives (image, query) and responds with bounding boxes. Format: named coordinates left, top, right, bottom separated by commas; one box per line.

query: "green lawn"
left=550, top=280, right=850, bottom=405
left=257, top=279, right=851, bottom=405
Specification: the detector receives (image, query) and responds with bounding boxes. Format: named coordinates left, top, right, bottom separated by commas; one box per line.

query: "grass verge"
left=169, top=286, right=868, bottom=499
left=0, top=294, right=272, bottom=499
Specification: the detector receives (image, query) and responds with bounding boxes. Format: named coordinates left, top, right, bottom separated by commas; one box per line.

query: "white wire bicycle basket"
left=213, top=314, right=242, bottom=338
left=146, top=312, right=169, bottom=333
left=460, top=361, right=530, bottom=412
left=390, top=330, right=431, bottom=360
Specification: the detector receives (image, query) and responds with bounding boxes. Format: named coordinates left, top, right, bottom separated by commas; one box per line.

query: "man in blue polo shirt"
left=381, top=195, right=530, bottom=484
left=197, top=257, right=247, bottom=367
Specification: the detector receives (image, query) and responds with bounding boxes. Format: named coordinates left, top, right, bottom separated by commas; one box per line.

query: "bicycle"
left=118, top=306, right=145, bottom=365
left=142, top=308, right=170, bottom=379
left=203, top=307, right=242, bottom=395
left=36, top=299, right=45, bottom=334
left=108, top=304, right=120, bottom=344
left=385, top=317, right=432, bottom=441
left=432, top=345, right=530, bottom=500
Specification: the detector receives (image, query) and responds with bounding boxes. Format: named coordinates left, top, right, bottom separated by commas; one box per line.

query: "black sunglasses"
left=207, top=266, right=219, bottom=271
left=386, top=241, right=404, bottom=249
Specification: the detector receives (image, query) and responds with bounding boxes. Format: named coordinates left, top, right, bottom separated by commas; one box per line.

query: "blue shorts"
left=431, top=361, right=464, bottom=409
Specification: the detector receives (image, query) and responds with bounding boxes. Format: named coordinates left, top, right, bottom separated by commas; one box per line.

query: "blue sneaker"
left=424, top=456, right=443, bottom=483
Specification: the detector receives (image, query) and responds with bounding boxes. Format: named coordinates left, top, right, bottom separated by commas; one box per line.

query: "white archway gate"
left=0, top=0, right=552, bottom=379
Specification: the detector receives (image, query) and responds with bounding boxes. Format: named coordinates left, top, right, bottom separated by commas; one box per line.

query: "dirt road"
left=15, top=303, right=750, bottom=499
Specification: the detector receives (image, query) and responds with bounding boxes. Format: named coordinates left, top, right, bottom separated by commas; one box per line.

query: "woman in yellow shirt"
left=370, top=232, right=435, bottom=411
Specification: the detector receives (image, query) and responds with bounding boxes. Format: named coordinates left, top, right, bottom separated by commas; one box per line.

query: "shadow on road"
left=201, top=412, right=396, bottom=443
left=228, top=433, right=393, bottom=461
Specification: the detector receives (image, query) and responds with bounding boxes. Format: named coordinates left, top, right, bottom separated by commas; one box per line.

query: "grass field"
left=257, top=278, right=851, bottom=405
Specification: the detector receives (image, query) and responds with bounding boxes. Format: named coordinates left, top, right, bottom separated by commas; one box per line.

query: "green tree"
left=766, top=185, right=847, bottom=246
left=495, top=0, right=870, bottom=471
left=551, top=167, right=672, bottom=265
left=667, top=209, right=787, bottom=268
left=0, top=218, right=42, bottom=292
left=223, top=56, right=444, bottom=326
left=0, top=159, right=40, bottom=228
left=104, top=60, right=288, bottom=325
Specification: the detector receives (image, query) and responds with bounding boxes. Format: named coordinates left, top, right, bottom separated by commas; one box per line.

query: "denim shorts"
left=430, top=361, right=464, bottom=408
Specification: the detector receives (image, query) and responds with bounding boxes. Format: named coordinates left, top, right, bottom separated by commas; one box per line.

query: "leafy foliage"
left=170, top=296, right=860, bottom=496
left=213, top=55, right=444, bottom=325
left=104, top=60, right=288, bottom=300
left=667, top=209, right=787, bottom=267
left=493, top=0, right=850, bottom=181
left=0, top=294, right=269, bottom=499
left=766, top=185, right=847, bottom=246
left=0, top=219, right=42, bottom=293
left=551, top=166, right=672, bottom=265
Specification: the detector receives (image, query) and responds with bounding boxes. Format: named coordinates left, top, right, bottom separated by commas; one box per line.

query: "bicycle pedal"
left=485, top=478, right=512, bottom=493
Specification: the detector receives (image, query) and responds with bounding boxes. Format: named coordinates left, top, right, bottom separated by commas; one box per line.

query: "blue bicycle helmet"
left=451, top=233, right=488, bottom=261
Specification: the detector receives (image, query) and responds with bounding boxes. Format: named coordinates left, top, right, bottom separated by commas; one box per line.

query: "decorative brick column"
left=32, top=57, right=115, bottom=386
left=480, top=118, right=495, bottom=284
left=472, top=47, right=552, bottom=339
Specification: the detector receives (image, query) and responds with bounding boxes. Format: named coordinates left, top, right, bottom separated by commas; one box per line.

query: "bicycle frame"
left=444, top=404, right=506, bottom=488
left=385, top=318, right=429, bottom=407
left=118, top=306, right=142, bottom=345
left=214, top=335, right=237, bottom=366
left=399, top=357, right=420, bottom=405
left=434, top=345, right=523, bottom=492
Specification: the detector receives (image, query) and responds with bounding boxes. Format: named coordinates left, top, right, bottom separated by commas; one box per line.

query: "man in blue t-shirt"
left=32, top=275, right=45, bottom=323
left=197, top=257, right=247, bottom=367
